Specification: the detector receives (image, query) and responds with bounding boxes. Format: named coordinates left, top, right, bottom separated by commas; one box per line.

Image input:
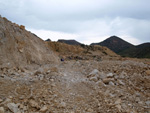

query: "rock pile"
left=0, top=59, right=150, bottom=113
left=0, top=16, right=58, bottom=67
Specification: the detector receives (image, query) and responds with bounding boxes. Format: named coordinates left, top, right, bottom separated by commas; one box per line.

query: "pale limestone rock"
left=117, top=79, right=125, bottom=85
left=0, top=107, right=5, bottom=113
left=146, top=70, right=150, bottom=75
left=109, top=81, right=114, bottom=86
left=103, top=78, right=114, bottom=84
left=40, top=105, right=48, bottom=112
left=145, top=101, right=150, bottom=106
left=99, top=72, right=106, bottom=79
left=115, top=104, right=122, bottom=112
left=107, top=73, right=113, bottom=78
left=7, top=103, right=19, bottom=113
left=88, top=69, right=100, bottom=78
left=59, top=102, right=66, bottom=108
left=87, top=108, right=93, bottom=112
left=29, top=100, right=39, bottom=109
left=89, top=76, right=98, bottom=82
left=115, top=99, right=122, bottom=105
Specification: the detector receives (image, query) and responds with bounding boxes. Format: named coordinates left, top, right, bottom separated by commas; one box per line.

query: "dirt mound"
left=0, top=16, right=58, bottom=67
left=46, top=41, right=119, bottom=61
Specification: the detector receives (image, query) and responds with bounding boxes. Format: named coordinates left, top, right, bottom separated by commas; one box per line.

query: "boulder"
left=7, top=103, right=19, bottom=113
left=88, top=69, right=100, bottom=78
left=0, top=107, right=5, bottom=113
left=29, top=100, right=39, bottom=109
left=107, top=73, right=114, bottom=78
left=146, top=70, right=150, bottom=75
left=102, top=78, right=114, bottom=84
left=89, top=76, right=99, bottom=82
left=40, top=105, right=48, bottom=112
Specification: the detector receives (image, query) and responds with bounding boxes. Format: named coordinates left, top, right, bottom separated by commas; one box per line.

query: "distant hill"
left=91, top=36, right=150, bottom=58
left=91, top=36, right=134, bottom=53
left=45, top=38, right=51, bottom=41
left=58, top=39, right=82, bottom=45
left=120, top=43, right=150, bottom=58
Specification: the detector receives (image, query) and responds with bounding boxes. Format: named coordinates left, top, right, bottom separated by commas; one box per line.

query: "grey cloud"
left=0, top=0, right=150, bottom=44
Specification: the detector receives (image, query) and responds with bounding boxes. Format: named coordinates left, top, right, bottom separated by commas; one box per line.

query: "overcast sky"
left=0, top=0, right=150, bottom=45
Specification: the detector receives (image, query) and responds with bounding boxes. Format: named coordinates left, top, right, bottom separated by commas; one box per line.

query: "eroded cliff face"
left=0, top=16, right=58, bottom=67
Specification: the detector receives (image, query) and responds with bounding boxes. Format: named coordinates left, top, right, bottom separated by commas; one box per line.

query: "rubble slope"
left=0, top=16, right=58, bottom=67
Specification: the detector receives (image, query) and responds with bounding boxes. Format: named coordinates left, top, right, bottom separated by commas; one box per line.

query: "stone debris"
left=0, top=60, right=150, bottom=113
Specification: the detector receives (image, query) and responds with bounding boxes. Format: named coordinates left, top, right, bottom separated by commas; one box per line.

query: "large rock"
left=7, top=103, right=19, bottom=113
left=29, top=100, right=39, bottom=109
left=88, top=69, right=100, bottom=78
left=0, top=107, right=5, bottom=113
left=40, top=105, right=48, bottom=112
left=102, top=78, right=115, bottom=84
left=146, top=70, right=150, bottom=75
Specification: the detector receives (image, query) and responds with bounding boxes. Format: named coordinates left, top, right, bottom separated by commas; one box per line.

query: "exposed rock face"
left=0, top=16, right=58, bottom=67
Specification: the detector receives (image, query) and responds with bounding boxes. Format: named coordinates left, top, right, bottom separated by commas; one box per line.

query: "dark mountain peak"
left=102, top=36, right=132, bottom=44
left=45, top=38, right=51, bottom=41
left=91, top=36, right=134, bottom=53
left=108, top=35, right=121, bottom=39
left=58, top=39, right=82, bottom=45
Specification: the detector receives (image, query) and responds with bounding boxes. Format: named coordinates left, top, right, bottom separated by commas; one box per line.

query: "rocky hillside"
left=58, top=39, right=82, bottom=45
left=46, top=41, right=119, bottom=61
left=0, top=16, right=58, bottom=67
left=91, top=36, right=134, bottom=53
